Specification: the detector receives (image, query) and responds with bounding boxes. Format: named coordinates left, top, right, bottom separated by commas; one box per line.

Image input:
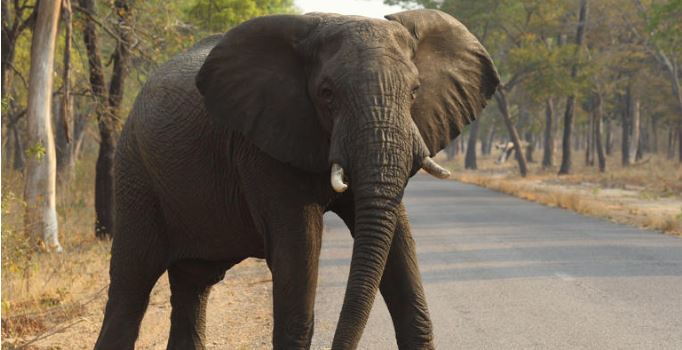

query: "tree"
left=77, top=0, right=131, bottom=238
left=633, top=0, right=682, bottom=162
left=495, top=87, right=528, bottom=176
left=2, top=0, right=35, bottom=169
left=187, top=0, right=295, bottom=32
left=55, top=0, right=77, bottom=182
left=23, top=0, right=63, bottom=251
left=464, top=120, right=480, bottom=169
left=593, top=92, right=606, bottom=172
left=558, top=0, right=589, bottom=175
left=1, top=0, right=35, bottom=100
left=542, top=98, right=555, bottom=168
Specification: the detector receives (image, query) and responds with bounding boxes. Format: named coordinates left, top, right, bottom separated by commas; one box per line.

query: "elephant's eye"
left=320, top=87, right=334, bottom=103
left=411, top=85, right=420, bottom=100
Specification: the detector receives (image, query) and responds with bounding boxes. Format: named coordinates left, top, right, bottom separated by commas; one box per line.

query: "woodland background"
left=1, top=0, right=680, bottom=346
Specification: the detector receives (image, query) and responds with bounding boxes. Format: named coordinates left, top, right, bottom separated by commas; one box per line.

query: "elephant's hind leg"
left=166, top=259, right=235, bottom=350
left=95, top=157, right=169, bottom=350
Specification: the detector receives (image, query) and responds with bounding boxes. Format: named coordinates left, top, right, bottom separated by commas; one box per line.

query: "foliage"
left=646, top=0, right=682, bottom=53
left=388, top=0, right=681, bottom=150
left=185, top=0, right=296, bottom=32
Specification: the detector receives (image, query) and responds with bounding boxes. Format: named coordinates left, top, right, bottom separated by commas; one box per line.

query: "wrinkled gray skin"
left=94, top=9, right=499, bottom=350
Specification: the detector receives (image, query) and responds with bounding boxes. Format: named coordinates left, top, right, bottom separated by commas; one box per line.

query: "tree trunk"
left=628, top=84, right=640, bottom=164
left=525, top=131, right=535, bottom=163
left=594, top=93, right=606, bottom=172
left=445, top=140, right=456, bottom=160
left=60, top=0, right=72, bottom=143
left=559, top=0, right=588, bottom=175
left=464, top=120, right=479, bottom=169
left=495, top=89, right=528, bottom=177
left=542, top=98, right=554, bottom=168
left=650, top=115, right=658, bottom=154
left=80, top=0, right=131, bottom=237
left=23, top=0, right=62, bottom=251
left=559, top=94, right=577, bottom=174
left=666, top=125, right=674, bottom=159
left=55, top=98, right=85, bottom=183
left=483, top=124, right=496, bottom=155
left=11, top=124, right=25, bottom=170
left=585, top=111, right=594, bottom=166
left=622, top=92, right=631, bottom=166
left=80, top=0, right=112, bottom=237
left=677, top=120, right=682, bottom=163
left=605, top=116, right=613, bottom=156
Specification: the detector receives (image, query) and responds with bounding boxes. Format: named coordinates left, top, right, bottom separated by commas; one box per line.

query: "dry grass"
left=1, top=160, right=112, bottom=348
left=1, top=157, right=274, bottom=349
left=443, top=152, right=682, bottom=236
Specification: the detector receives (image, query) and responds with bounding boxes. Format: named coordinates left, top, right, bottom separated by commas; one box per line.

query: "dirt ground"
left=5, top=258, right=274, bottom=350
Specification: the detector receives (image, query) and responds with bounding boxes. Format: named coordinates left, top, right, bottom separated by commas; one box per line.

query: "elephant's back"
left=122, top=35, right=224, bottom=174
left=142, top=35, right=222, bottom=95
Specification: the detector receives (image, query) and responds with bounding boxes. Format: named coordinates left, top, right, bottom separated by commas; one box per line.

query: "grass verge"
left=443, top=153, right=682, bottom=236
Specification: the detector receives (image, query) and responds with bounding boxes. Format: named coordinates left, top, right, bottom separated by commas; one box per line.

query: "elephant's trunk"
left=331, top=124, right=411, bottom=349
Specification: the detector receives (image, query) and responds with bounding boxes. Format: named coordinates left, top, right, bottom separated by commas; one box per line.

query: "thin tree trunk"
left=559, top=0, right=588, bottom=175
left=445, top=139, right=456, bottom=160
left=11, top=124, right=25, bottom=170
left=495, top=89, right=528, bottom=177
left=677, top=120, right=682, bottom=163
left=484, top=124, right=496, bottom=155
left=55, top=102, right=85, bottom=183
left=94, top=0, right=130, bottom=237
left=585, top=111, right=594, bottom=166
left=1, top=0, right=17, bottom=101
left=60, top=0, right=72, bottom=143
left=525, top=131, right=535, bottom=163
left=605, top=116, right=612, bottom=156
left=80, top=0, right=131, bottom=237
left=542, top=98, right=554, bottom=168
left=622, top=92, right=631, bottom=166
left=559, top=94, right=577, bottom=174
left=651, top=115, right=658, bottom=154
left=23, top=0, right=62, bottom=251
left=666, top=125, right=675, bottom=159
left=594, top=92, right=606, bottom=172
left=628, top=84, right=640, bottom=164
left=465, top=120, right=479, bottom=169
left=80, top=0, right=112, bottom=237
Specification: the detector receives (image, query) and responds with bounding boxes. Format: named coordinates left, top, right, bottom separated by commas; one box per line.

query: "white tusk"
left=422, top=157, right=451, bottom=179
left=331, top=163, right=349, bottom=193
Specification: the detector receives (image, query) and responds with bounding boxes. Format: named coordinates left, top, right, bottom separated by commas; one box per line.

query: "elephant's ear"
left=386, top=9, right=500, bottom=155
left=196, top=15, right=328, bottom=173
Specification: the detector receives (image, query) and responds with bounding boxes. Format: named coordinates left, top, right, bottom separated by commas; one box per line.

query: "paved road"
left=311, top=175, right=682, bottom=349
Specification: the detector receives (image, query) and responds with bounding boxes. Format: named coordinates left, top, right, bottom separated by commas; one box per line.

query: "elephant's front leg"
left=333, top=201, right=434, bottom=349
left=267, top=206, right=324, bottom=349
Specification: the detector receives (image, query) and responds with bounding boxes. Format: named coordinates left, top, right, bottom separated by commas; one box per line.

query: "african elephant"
left=94, top=9, right=499, bottom=350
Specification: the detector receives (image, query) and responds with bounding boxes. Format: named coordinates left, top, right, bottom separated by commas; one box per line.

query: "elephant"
left=94, top=9, right=499, bottom=350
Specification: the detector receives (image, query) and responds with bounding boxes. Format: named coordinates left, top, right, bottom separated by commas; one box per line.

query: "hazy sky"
left=294, top=0, right=410, bottom=18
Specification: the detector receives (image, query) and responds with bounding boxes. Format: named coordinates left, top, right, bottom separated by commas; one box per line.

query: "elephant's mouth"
left=329, top=119, right=450, bottom=193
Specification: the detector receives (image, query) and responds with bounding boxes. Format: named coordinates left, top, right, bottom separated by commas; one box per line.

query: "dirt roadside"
left=441, top=154, right=682, bottom=236
left=12, top=258, right=273, bottom=350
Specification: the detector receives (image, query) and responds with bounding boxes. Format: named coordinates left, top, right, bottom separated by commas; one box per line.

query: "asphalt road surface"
left=311, top=175, right=682, bottom=349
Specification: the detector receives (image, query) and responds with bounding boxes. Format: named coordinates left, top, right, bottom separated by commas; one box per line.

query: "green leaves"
left=646, top=0, right=682, bottom=53
left=185, top=0, right=297, bottom=32
left=26, top=142, right=47, bottom=160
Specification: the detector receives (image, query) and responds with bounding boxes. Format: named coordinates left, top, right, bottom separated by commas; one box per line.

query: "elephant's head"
left=196, top=9, right=498, bottom=348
